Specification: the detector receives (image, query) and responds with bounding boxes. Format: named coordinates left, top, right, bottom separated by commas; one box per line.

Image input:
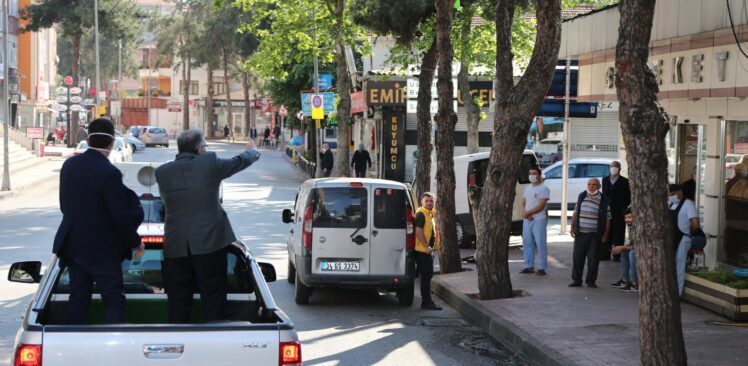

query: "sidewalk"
left=433, top=224, right=748, bottom=366
left=0, top=154, right=69, bottom=201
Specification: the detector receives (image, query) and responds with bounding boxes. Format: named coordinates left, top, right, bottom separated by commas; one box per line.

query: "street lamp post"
left=2, top=0, right=11, bottom=191
left=94, top=0, right=101, bottom=117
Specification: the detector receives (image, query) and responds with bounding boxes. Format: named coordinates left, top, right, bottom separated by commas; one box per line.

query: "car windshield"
left=140, top=196, right=165, bottom=223
left=312, top=187, right=368, bottom=228
left=150, top=128, right=166, bottom=134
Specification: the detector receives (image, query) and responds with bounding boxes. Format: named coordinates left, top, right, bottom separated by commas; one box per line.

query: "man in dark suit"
left=319, top=143, right=334, bottom=177
left=53, top=118, right=144, bottom=324
left=602, top=160, right=631, bottom=261
left=156, top=129, right=260, bottom=323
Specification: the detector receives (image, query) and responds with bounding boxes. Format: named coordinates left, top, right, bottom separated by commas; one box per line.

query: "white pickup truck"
left=7, top=163, right=301, bottom=366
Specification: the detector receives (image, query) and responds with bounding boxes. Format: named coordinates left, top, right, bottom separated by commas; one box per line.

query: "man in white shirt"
left=669, top=184, right=700, bottom=296
left=520, top=165, right=551, bottom=275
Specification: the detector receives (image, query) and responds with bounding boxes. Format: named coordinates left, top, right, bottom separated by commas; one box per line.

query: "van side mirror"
left=282, top=209, right=294, bottom=224
left=8, top=261, right=42, bottom=283
left=258, top=262, right=277, bottom=282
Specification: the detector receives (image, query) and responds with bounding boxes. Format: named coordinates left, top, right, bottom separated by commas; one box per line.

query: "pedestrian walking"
left=263, top=126, right=271, bottom=148
left=351, top=143, right=372, bottom=178
left=602, top=161, right=631, bottom=261
left=669, top=184, right=700, bottom=296
left=569, top=178, right=611, bottom=288
left=76, top=124, right=88, bottom=144
left=223, top=124, right=230, bottom=141
left=155, top=130, right=261, bottom=323
left=319, top=143, right=334, bottom=177
left=611, top=207, right=639, bottom=292
left=273, top=124, right=281, bottom=149
left=414, top=192, right=442, bottom=310
left=52, top=118, right=144, bottom=324
left=519, top=165, right=550, bottom=275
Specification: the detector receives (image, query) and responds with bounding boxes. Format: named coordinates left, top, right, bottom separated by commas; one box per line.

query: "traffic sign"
left=70, top=96, right=82, bottom=103
left=56, top=96, right=68, bottom=103
left=56, top=86, right=67, bottom=95
left=84, top=98, right=95, bottom=106
left=70, top=87, right=82, bottom=94
left=55, top=104, right=68, bottom=112
left=63, top=75, right=73, bottom=86
left=70, top=105, right=83, bottom=112
left=311, top=94, right=324, bottom=120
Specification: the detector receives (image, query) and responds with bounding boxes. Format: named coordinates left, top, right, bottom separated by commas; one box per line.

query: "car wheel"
left=456, top=221, right=474, bottom=249
left=294, top=272, right=310, bottom=305
left=287, top=259, right=296, bottom=284
left=396, top=283, right=414, bottom=306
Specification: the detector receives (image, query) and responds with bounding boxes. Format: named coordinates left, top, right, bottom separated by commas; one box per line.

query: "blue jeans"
left=620, top=248, right=638, bottom=283
left=522, top=218, right=548, bottom=270
left=676, top=236, right=692, bottom=296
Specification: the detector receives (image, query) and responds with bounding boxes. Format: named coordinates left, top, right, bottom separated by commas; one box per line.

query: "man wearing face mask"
left=53, top=118, right=144, bottom=324
left=569, top=178, right=611, bottom=288
left=669, top=184, right=700, bottom=296
left=156, top=129, right=260, bottom=322
left=319, top=143, right=334, bottom=177
left=519, top=165, right=550, bottom=275
left=350, top=143, right=372, bottom=178
left=602, top=161, right=631, bottom=263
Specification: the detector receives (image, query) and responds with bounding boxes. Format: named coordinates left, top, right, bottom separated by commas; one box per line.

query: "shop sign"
left=167, top=102, right=183, bottom=112
left=456, top=81, right=494, bottom=107
left=383, top=107, right=406, bottom=182
left=350, top=91, right=366, bottom=115
left=366, top=81, right=407, bottom=106
left=212, top=100, right=245, bottom=107
left=26, top=127, right=43, bottom=139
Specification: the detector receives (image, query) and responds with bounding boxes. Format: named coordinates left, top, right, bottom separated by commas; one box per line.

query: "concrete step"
left=0, top=155, right=46, bottom=174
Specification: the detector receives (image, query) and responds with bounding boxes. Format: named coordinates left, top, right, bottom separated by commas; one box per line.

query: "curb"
left=431, top=276, right=576, bottom=366
left=0, top=160, right=61, bottom=201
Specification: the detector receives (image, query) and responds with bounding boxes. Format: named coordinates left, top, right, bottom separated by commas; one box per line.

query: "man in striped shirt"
left=569, top=178, right=612, bottom=288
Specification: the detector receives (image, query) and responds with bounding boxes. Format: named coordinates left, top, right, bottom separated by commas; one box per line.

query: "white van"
left=429, top=150, right=539, bottom=247
left=282, top=178, right=418, bottom=306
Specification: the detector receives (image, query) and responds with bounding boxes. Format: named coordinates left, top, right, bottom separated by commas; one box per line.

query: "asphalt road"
left=0, top=141, right=526, bottom=366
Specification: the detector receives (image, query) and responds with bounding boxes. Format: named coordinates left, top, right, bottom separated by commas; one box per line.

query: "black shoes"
left=421, top=302, right=443, bottom=311
left=519, top=268, right=535, bottom=274
left=586, top=282, right=598, bottom=288
left=568, top=282, right=582, bottom=287
left=535, top=270, right=547, bottom=276
left=611, top=279, right=627, bottom=288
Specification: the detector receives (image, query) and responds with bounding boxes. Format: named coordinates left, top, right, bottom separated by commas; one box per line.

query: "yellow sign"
left=311, top=94, right=324, bottom=119
left=315, top=119, right=321, bottom=129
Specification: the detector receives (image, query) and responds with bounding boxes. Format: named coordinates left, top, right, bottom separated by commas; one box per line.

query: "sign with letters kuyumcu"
left=382, top=107, right=406, bottom=182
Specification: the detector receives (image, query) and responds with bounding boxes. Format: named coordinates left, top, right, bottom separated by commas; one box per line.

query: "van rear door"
left=310, top=184, right=370, bottom=276
left=369, top=185, right=408, bottom=276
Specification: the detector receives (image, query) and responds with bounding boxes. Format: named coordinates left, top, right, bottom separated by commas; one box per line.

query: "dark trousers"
left=354, top=168, right=366, bottom=178
left=67, top=258, right=125, bottom=324
left=415, top=252, right=434, bottom=305
left=322, top=168, right=332, bottom=177
left=572, top=232, right=601, bottom=284
left=164, top=248, right=227, bottom=323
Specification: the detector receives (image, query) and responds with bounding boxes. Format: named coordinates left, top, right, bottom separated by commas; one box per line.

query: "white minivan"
left=429, top=150, right=539, bottom=248
left=282, top=178, right=418, bottom=306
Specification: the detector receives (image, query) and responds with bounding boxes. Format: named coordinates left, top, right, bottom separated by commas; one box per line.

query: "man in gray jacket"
left=156, top=129, right=260, bottom=323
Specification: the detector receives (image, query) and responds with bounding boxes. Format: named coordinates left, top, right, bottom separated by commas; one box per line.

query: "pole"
left=1, top=0, right=10, bottom=191
left=146, top=48, right=151, bottom=126
left=312, top=7, right=320, bottom=176
left=560, top=58, right=571, bottom=233
left=118, top=39, right=122, bottom=129
left=94, top=0, right=101, bottom=117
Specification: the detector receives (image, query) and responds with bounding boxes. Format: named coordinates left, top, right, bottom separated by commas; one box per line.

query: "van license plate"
left=320, top=261, right=360, bottom=272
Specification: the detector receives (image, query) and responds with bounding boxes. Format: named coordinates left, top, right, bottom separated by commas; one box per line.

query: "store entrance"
left=722, top=121, right=748, bottom=267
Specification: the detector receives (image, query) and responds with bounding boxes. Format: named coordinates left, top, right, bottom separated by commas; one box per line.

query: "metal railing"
left=298, top=155, right=316, bottom=178
left=0, top=122, right=36, bottom=152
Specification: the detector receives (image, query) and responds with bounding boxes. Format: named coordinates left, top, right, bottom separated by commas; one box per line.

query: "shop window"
left=722, top=121, right=748, bottom=268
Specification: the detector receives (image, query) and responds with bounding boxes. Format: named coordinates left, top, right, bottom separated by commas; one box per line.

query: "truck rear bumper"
left=296, top=255, right=415, bottom=290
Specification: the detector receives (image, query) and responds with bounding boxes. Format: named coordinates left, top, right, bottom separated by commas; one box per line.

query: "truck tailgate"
left=43, top=327, right=279, bottom=366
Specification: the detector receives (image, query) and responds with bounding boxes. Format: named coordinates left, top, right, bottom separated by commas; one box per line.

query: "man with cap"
left=53, top=118, right=144, bottom=324
left=350, top=143, right=372, bottom=178
left=669, top=183, right=700, bottom=296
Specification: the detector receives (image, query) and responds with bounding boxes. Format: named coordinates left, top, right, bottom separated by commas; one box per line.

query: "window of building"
left=214, top=77, right=226, bottom=95
left=721, top=120, right=748, bottom=268
left=179, top=81, right=199, bottom=95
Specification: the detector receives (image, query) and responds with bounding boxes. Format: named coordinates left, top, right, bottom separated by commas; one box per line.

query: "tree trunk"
left=474, top=0, right=561, bottom=299
left=223, top=48, right=233, bottom=135
left=70, top=33, right=81, bottom=146
left=458, top=11, right=480, bottom=155
left=415, top=37, right=438, bottom=199
left=334, top=0, right=351, bottom=177
left=434, top=0, right=461, bottom=274
left=243, top=71, right=252, bottom=136
left=182, top=51, right=191, bottom=131
left=206, top=65, right=215, bottom=137
left=614, top=1, right=687, bottom=364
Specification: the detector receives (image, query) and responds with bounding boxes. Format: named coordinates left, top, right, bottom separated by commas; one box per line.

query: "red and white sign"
left=26, top=127, right=44, bottom=139
left=63, top=75, right=73, bottom=86
left=167, top=102, right=183, bottom=112
left=350, top=91, right=366, bottom=115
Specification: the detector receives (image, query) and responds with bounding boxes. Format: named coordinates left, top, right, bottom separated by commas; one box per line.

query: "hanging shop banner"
left=366, top=81, right=407, bottom=106
left=383, top=107, right=406, bottom=182
left=350, top=91, right=366, bottom=115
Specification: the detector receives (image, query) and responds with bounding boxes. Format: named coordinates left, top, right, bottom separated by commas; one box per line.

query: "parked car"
left=8, top=162, right=299, bottom=366
left=117, top=131, right=146, bottom=152
left=115, top=137, right=133, bottom=162
left=542, top=158, right=614, bottom=210
left=139, top=126, right=169, bottom=147
left=282, top=178, right=417, bottom=306
left=429, top=150, right=538, bottom=248
left=74, top=140, right=127, bottom=164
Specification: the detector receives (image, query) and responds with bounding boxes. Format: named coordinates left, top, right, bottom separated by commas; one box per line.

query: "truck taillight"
left=141, top=236, right=164, bottom=244
left=406, top=207, right=415, bottom=251
left=280, top=341, right=302, bottom=365
left=302, top=205, right=314, bottom=249
left=468, top=171, right=477, bottom=187
left=14, top=344, right=41, bottom=366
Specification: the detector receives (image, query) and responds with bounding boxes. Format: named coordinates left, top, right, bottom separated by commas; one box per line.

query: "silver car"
left=139, top=126, right=169, bottom=147
left=116, top=131, right=145, bottom=151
